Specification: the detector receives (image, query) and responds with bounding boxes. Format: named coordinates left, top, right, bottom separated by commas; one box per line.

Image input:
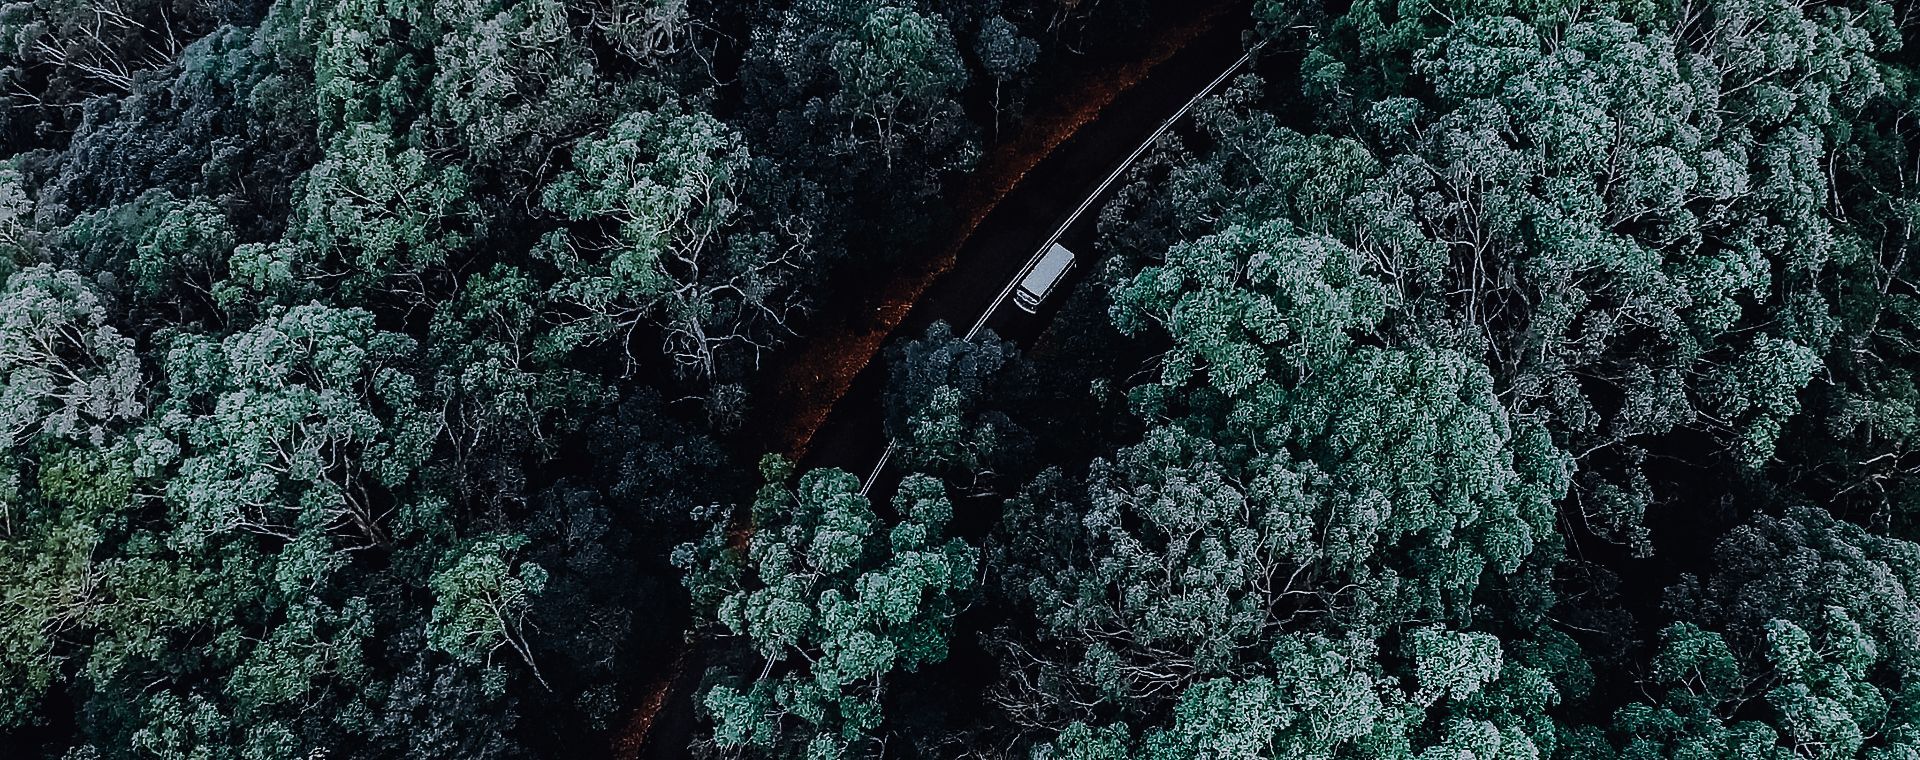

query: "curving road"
left=857, top=44, right=1258, bottom=495
left=790, top=29, right=1259, bottom=498
left=626, top=14, right=1257, bottom=757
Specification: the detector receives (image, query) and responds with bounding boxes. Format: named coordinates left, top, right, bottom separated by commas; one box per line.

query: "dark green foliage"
left=10, top=0, right=1920, bottom=756
left=1603, top=507, right=1920, bottom=758
left=883, top=321, right=1035, bottom=487
left=961, top=0, right=1920, bottom=755
left=28, top=18, right=316, bottom=239
left=0, top=0, right=1098, bottom=755
left=974, top=14, right=1037, bottom=128
left=734, top=0, right=979, bottom=253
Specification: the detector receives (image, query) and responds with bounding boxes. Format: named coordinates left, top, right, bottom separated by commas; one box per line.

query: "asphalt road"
left=628, top=15, right=1256, bottom=758
left=796, top=22, right=1258, bottom=497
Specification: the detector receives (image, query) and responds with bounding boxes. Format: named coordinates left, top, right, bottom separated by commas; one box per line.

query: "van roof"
left=1020, top=243, right=1075, bottom=292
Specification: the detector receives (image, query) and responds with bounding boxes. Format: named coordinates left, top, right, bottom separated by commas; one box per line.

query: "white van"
left=1014, top=243, right=1076, bottom=313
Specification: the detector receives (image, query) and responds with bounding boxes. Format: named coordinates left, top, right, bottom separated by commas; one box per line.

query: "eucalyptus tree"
left=736, top=0, right=977, bottom=254
left=883, top=321, right=1034, bottom=487
left=1599, top=507, right=1920, bottom=759
left=0, top=265, right=142, bottom=452
left=429, top=533, right=551, bottom=688
left=541, top=105, right=811, bottom=384
left=984, top=202, right=1575, bottom=754
left=157, top=303, right=435, bottom=549
left=828, top=3, right=968, bottom=162
left=679, top=462, right=978, bottom=757
left=426, top=0, right=606, bottom=167
left=240, top=124, right=476, bottom=304
left=973, top=14, right=1038, bottom=129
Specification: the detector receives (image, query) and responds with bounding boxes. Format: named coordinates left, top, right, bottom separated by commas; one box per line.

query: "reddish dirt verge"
left=609, top=642, right=692, bottom=760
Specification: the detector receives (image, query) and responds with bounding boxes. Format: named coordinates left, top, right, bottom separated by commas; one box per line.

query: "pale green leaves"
left=158, top=303, right=432, bottom=549
left=427, top=0, right=602, bottom=161
left=425, top=263, right=606, bottom=454
left=685, top=466, right=977, bottom=755
left=1612, top=507, right=1920, bottom=758
left=542, top=106, right=747, bottom=302
left=0, top=265, right=143, bottom=449
left=230, top=123, right=474, bottom=304
left=0, top=503, right=101, bottom=726
left=1406, top=627, right=1503, bottom=706
left=313, top=0, right=432, bottom=131
left=0, top=166, right=33, bottom=270
left=294, top=124, right=473, bottom=294
left=829, top=5, right=966, bottom=145
left=1143, top=677, right=1297, bottom=759
left=1038, top=629, right=1518, bottom=759
left=1112, top=221, right=1387, bottom=397
left=1701, top=335, right=1821, bottom=467
left=132, top=197, right=233, bottom=301
left=1287, top=347, right=1558, bottom=598
left=427, top=533, right=549, bottom=686
left=541, top=104, right=802, bottom=379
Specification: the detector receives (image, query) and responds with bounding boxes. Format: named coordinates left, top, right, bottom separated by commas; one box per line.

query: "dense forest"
left=4, top=0, right=1920, bottom=757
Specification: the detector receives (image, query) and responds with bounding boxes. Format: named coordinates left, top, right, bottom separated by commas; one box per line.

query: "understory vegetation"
left=6, top=0, right=1920, bottom=757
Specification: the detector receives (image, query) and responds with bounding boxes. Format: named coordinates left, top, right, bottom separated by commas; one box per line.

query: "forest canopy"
left=4, top=0, right=1920, bottom=758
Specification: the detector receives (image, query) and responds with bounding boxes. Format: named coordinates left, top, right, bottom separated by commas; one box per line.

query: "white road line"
left=863, top=441, right=898, bottom=495
left=963, top=47, right=1257, bottom=342
left=862, top=45, right=1258, bottom=496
